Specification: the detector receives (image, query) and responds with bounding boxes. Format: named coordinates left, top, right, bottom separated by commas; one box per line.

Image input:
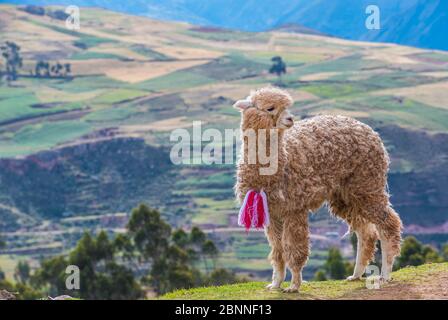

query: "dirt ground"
left=344, top=270, right=448, bottom=300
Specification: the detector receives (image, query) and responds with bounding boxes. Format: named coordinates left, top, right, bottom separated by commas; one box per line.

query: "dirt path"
left=344, top=269, right=448, bottom=300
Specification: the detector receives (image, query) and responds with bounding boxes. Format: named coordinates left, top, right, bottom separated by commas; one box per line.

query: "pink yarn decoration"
left=238, top=190, right=270, bottom=230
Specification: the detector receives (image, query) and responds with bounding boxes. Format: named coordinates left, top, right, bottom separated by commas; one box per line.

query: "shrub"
left=22, top=5, right=45, bottom=16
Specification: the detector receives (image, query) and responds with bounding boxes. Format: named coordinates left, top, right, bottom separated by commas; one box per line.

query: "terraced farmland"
left=1, top=4, right=448, bottom=279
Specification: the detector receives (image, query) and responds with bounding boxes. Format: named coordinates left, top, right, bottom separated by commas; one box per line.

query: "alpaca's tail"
left=376, top=206, right=402, bottom=258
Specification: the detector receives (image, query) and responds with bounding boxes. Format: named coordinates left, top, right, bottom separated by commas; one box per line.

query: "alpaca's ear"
left=233, top=99, right=252, bottom=110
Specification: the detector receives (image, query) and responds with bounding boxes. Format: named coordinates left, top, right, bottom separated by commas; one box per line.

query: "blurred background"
left=0, top=0, right=447, bottom=299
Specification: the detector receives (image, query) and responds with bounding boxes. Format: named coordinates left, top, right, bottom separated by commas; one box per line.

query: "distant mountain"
left=361, top=0, right=448, bottom=50
left=4, top=0, right=448, bottom=50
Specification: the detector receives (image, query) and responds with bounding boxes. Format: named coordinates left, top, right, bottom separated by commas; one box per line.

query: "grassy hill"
left=9, top=0, right=448, bottom=51
left=161, top=263, right=448, bottom=300
left=0, top=4, right=448, bottom=279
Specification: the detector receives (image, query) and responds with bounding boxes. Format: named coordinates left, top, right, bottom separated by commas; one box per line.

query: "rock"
left=48, top=295, right=74, bottom=300
left=0, top=290, right=16, bottom=300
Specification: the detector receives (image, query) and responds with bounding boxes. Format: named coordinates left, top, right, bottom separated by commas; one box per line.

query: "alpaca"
left=234, top=87, right=402, bottom=293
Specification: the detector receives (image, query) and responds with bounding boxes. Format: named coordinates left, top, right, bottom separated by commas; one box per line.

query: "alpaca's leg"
left=265, top=218, right=285, bottom=290
left=357, top=195, right=402, bottom=282
left=347, top=222, right=378, bottom=280
left=328, top=194, right=378, bottom=280
left=282, top=213, right=309, bottom=293
left=374, top=206, right=402, bottom=281
left=266, top=250, right=285, bottom=290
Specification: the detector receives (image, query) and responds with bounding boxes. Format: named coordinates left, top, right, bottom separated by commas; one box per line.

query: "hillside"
left=7, top=0, right=448, bottom=50
left=161, top=263, right=448, bottom=300
left=0, top=4, right=448, bottom=279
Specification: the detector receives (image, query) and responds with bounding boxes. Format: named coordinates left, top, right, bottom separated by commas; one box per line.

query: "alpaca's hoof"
left=379, top=275, right=392, bottom=284
left=346, top=275, right=362, bottom=281
left=266, top=283, right=281, bottom=291
left=282, top=286, right=299, bottom=293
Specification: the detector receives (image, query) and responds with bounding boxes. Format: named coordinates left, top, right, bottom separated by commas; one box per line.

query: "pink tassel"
left=253, top=193, right=263, bottom=228
left=238, top=189, right=270, bottom=231
left=238, top=190, right=254, bottom=230
left=260, top=190, right=270, bottom=227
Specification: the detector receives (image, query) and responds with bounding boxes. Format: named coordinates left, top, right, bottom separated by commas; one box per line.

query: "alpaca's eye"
left=267, top=106, right=275, bottom=112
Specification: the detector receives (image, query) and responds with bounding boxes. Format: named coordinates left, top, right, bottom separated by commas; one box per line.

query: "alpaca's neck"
left=239, top=128, right=287, bottom=188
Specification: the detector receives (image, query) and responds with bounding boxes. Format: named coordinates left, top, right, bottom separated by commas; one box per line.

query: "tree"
left=189, top=226, right=206, bottom=264
left=14, top=261, right=31, bottom=284
left=34, top=61, right=71, bottom=78
left=31, top=255, right=68, bottom=297
left=19, top=204, right=235, bottom=298
left=344, top=260, right=354, bottom=276
left=127, top=204, right=171, bottom=262
left=206, top=268, right=244, bottom=286
left=64, top=63, right=72, bottom=77
left=144, top=244, right=198, bottom=295
left=269, top=56, right=286, bottom=84
left=443, top=243, right=448, bottom=261
left=50, top=62, right=64, bottom=78
left=126, top=204, right=229, bottom=295
left=314, top=269, right=327, bottom=281
left=126, top=204, right=194, bottom=294
left=422, top=245, right=443, bottom=263
left=190, top=226, right=206, bottom=246
left=164, top=245, right=197, bottom=291
left=35, top=61, right=50, bottom=78
left=47, top=9, right=69, bottom=21
left=202, top=240, right=218, bottom=272
left=397, top=236, right=443, bottom=268
left=324, top=247, right=349, bottom=280
left=188, top=226, right=217, bottom=273
left=22, top=5, right=45, bottom=16
left=0, top=234, right=5, bottom=249
left=1, top=41, right=23, bottom=82
left=129, top=207, right=185, bottom=293
left=313, top=247, right=355, bottom=281
left=398, top=236, right=423, bottom=267
left=113, top=233, right=134, bottom=261
left=172, top=228, right=189, bottom=248
left=70, top=231, right=142, bottom=299
left=32, top=231, right=143, bottom=299
left=0, top=277, right=41, bottom=300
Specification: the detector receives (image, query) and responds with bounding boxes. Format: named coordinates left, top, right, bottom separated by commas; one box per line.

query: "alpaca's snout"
left=284, top=117, right=294, bottom=128
left=278, top=110, right=294, bottom=129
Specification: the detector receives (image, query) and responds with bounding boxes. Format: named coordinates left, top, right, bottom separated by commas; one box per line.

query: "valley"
left=0, top=4, right=447, bottom=280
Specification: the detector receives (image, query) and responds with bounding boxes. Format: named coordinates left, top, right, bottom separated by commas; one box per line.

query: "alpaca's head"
left=233, top=87, right=294, bottom=131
